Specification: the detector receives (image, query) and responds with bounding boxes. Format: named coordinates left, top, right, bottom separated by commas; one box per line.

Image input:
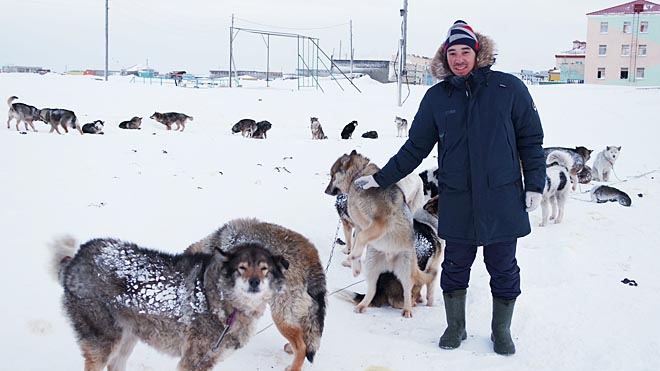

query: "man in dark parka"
left=354, top=20, right=545, bottom=355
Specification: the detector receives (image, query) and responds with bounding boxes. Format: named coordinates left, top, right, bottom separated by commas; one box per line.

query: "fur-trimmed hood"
left=430, top=32, right=496, bottom=80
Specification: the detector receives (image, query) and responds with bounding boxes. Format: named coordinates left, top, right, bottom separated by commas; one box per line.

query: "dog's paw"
left=538, top=222, right=546, bottom=227
left=341, top=258, right=351, bottom=268
left=283, top=343, right=294, bottom=354
left=341, top=246, right=349, bottom=254
left=355, top=304, right=368, bottom=313
left=402, top=309, right=413, bottom=318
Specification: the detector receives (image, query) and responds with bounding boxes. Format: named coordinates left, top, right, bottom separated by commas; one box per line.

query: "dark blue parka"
left=374, top=35, right=545, bottom=245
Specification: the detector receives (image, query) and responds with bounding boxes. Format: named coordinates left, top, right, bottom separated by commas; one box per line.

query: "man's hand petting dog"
left=354, top=175, right=379, bottom=189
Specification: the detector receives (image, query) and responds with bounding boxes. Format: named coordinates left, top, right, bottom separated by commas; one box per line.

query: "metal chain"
left=324, top=217, right=342, bottom=274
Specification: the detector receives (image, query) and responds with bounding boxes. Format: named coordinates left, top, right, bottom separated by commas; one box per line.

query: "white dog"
left=395, top=116, right=408, bottom=138
left=539, top=150, right=573, bottom=227
left=592, top=145, right=621, bottom=182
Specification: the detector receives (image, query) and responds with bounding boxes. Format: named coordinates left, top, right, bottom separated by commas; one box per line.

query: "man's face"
left=447, top=45, right=476, bottom=77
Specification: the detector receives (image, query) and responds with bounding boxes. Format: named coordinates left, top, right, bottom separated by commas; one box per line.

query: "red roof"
left=587, top=0, right=660, bottom=15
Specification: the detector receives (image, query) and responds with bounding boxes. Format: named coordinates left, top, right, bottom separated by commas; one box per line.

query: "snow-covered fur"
left=52, top=236, right=287, bottom=371
left=430, top=31, right=496, bottom=80
left=592, top=146, right=621, bottom=182
left=540, top=151, right=574, bottom=227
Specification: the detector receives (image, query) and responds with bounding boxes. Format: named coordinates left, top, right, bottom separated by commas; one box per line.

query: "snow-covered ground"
left=1, top=73, right=659, bottom=371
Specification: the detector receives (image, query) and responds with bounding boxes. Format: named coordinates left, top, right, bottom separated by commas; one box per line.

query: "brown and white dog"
left=150, top=112, right=193, bottom=131
left=185, top=218, right=327, bottom=371
left=325, top=150, right=432, bottom=317
left=337, top=196, right=443, bottom=308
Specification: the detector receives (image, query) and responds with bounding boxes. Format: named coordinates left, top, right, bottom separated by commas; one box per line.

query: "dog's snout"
left=248, top=277, right=261, bottom=290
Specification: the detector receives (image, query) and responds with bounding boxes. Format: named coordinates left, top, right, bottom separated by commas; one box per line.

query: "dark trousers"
left=440, top=240, right=521, bottom=300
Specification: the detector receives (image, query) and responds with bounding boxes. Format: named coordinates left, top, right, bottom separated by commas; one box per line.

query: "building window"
left=621, top=45, right=631, bottom=56
left=600, top=22, right=608, bottom=33
left=638, top=44, right=647, bottom=56
left=599, top=45, right=607, bottom=56
left=637, top=68, right=645, bottom=79
left=623, top=21, right=631, bottom=33
left=640, top=21, right=648, bottom=33
left=597, top=68, right=605, bottom=79
left=620, top=68, right=629, bottom=79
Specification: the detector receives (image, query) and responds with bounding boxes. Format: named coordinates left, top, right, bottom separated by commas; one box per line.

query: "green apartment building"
left=585, top=0, right=660, bottom=85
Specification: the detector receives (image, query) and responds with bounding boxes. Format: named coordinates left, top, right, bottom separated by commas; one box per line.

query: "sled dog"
left=39, top=108, right=82, bottom=134
left=543, top=146, right=593, bottom=190
left=51, top=236, right=287, bottom=371
left=81, top=120, right=105, bottom=134
left=118, top=116, right=142, bottom=130
left=150, top=112, right=193, bottom=131
left=324, top=150, right=432, bottom=317
left=185, top=218, right=327, bottom=371
left=591, top=185, right=631, bottom=207
left=395, top=116, right=408, bottom=137
left=340, top=120, right=358, bottom=139
left=7, top=96, right=41, bottom=132
left=231, top=119, right=258, bottom=137
left=592, top=146, right=621, bottom=182
left=539, top=150, right=573, bottom=226
left=310, top=117, right=327, bottom=140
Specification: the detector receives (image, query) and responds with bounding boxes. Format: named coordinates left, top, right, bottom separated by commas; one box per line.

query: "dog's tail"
left=302, top=271, right=327, bottom=363
left=546, top=150, right=574, bottom=170
left=49, top=235, right=78, bottom=284
left=334, top=288, right=363, bottom=304
left=7, top=96, right=18, bottom=107
left=187, top=115, right=194, bottom=121
left=72, top=115, right=83, bottom=135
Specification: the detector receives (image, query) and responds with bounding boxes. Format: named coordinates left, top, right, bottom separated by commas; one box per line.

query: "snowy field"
left=1, top=73, right=659, bottom=371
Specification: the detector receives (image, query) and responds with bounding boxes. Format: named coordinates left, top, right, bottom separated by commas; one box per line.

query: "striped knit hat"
left=443, top=20, right=479, bottom=54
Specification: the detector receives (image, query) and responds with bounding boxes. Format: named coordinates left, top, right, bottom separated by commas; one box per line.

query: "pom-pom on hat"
left=443, top=20, right=479, bottom=54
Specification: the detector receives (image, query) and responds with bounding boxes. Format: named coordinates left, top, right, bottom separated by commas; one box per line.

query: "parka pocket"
left=438, top=172, right=469, bottom=192
left=487, top=168, right=522, bottom=189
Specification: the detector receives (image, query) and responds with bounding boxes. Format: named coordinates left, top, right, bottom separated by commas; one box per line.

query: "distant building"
left=555, top=40, right=586, bottom=83
left=585, top=0, right=660, bottom=85
left=392, top=54, right=435, bottom=85
left=1, top=65, right=50, bottom=74
left=210, top=70, right=283, bottom=80
left=331, top=59, right=391, bottom=83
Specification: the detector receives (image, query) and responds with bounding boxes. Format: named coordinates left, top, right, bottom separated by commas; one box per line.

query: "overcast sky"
left=0, top=0, right=620, bottom=74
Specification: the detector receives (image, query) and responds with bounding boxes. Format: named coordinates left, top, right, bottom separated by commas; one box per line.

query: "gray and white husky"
left=592, top=145, right=621, bottom=182
left=395, top=116, right=408, bottom=137
left=591, top=185, right=631, bottom=207
left=39, top=108, right=82, bottom=134
left=51, top=236, right=287, bottom=371
left=7, top=96, right=41, bottom=132
left=539, top=150, right=574, bottom=227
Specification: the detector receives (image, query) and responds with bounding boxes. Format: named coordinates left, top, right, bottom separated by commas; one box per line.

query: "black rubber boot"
left=439, top=289, right=467, bottom=349
left=491, top=296, right=516, bottom=355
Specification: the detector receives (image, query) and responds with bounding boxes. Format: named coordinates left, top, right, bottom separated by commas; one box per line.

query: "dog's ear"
left=213, top=247, right=230, bottom=262
left=618, top=146, right=621, bottom=151
left=272, top=254, right=289, bottom=272
left=350, top=149, right=358, bottom=156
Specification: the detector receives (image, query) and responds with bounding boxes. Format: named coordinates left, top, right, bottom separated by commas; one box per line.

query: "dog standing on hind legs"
left=325, top=150, right=432, bottom=317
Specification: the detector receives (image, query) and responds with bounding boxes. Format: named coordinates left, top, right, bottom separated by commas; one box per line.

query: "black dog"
left=341, top=120, right=358, bottom=139
left=252, top=120, right=272, bottom=139
left=361, top=130, right=378, bottom=139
